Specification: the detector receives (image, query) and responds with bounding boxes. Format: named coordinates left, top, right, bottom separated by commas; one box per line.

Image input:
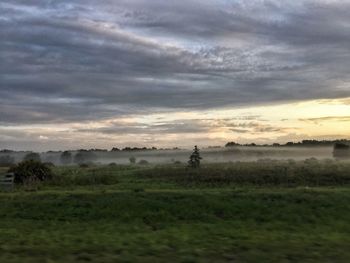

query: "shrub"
left=138, top=160, right=149, bottom=165
left=9, top=160, right=53, bottom=184
left=129, top=156, right=136, bottom=164
left=79, top=163, right=90, bottom=168
left=43, top=162, right=55, bottom=167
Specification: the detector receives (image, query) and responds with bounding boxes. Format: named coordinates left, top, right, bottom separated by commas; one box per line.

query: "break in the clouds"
left=1, top=0, right=350, bottom=150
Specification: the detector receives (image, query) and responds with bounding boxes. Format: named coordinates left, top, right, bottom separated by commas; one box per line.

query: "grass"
left=0, top=160, right=350, bottom=262
left=136, top=159, right=350, bottom=187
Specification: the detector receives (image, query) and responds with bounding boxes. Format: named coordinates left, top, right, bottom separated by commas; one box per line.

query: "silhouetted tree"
left=23, top=152, right=41, bottom=162
left=60, top=151, right=72, bottom=165
left=111, top=147, right=120, bottom=152
left=333, top=143, right=350, bottom=159
left=129, top=156, right=136, bottom=164
left=188, top=145, right=202, bottom=168
left=225, top=142, right=240, bottom=147
left=74, top=151, right=97, bottom=164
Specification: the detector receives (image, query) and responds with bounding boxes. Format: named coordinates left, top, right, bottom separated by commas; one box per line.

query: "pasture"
left=1, top=160, right=350, bottom=262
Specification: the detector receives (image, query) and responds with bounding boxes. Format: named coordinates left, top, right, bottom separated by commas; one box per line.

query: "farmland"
left=1, top=160, right=350, bottom=262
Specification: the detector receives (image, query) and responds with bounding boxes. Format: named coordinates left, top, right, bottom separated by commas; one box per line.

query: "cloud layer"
left=1, top=1, right=350, bottom=149
left=2, top=0, right=350, bottom=124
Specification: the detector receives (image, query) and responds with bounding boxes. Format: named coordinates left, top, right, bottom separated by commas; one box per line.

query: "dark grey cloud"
left=77, top=119, right=212, bottom=135
left=231, top=128, right=250, bottom=134
left=228, top=121, right=295, bottom=134
left=1, top=0, right=350, bottom=125
left=76, top=118, right=295, bottom=137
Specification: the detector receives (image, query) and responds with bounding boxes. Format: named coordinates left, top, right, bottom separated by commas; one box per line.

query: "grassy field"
left=1, top=161, right=350, bottom=262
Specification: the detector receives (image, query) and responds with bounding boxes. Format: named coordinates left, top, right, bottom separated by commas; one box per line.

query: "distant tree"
left=23, top=152, right=41, bottom=162
left=88, top=148, right=108, bottom=152
left=0, top=149, right=14, bottom=153
left=74, top=151, right=97, bottom=164
left=225, top=142, right=239, bottom=147
left=74, top=153, right=84, bottom=164
left=111, top=147, right=120, bottom=152
left=333, top=143, right=350, bottom=159
left=60, top=151, right=72, bottom=165
left=188, top=145, right=202, bottom=168
left=122, top=147, right=156, bottom=151
left=44, top=154, right=56, bottom=164
left=129, top=156, right=136, bottom=164
left=0, top=155, right=15, bottom=167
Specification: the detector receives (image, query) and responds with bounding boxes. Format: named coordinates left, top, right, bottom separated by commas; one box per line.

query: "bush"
left=129, top=156, right=136, bottom=164
left=138, top=160, right=149, bottom=165
left=79, top=163, right=90, bottom=168
left=43, top=162, right=55, bottom=167
left=9, top=160, right=53, bottom=184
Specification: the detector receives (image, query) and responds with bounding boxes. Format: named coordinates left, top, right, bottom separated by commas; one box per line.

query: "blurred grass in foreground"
left=0, top=160, right=350, bottom=262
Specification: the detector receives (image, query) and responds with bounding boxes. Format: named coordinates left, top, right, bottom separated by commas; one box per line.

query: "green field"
left=1, top=161, right=350, bottom=262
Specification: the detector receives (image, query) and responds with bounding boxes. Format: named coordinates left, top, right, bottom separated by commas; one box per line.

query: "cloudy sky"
left=1, top=0, right=350, bottom=151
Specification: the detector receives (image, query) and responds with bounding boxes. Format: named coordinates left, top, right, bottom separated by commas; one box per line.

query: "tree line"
left=225, top=139, right=350, bottom=147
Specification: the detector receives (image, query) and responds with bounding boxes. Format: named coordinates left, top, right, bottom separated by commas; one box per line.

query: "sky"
left=1, top=0, right=350, bottom=151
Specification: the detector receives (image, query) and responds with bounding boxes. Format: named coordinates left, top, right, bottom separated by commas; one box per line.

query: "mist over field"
left=73, top=146, right=335, bottom=165
left=0, top=146, right=335, bottom=166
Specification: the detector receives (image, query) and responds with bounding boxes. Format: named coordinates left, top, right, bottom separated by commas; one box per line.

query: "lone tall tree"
left=188, top=145, right=202, bottom=168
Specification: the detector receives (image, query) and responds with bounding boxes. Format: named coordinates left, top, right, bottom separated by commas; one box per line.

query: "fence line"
left=0, top=173, right=14, bottom=191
